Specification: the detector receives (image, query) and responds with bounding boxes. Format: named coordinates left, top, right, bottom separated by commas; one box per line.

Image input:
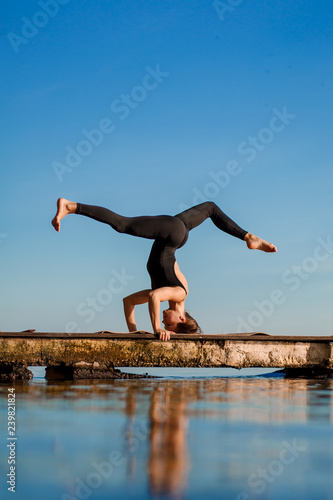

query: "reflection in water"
left=6, top=375, right=333, bottom=424
left=148, top=386, right=188, bottom=498
left=0, top=373, right=333, bottom=499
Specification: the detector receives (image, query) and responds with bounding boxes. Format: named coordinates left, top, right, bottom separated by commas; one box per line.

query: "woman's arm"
left=123, top=290, right=151, bottom=332
left=123, top=286, right=186, bottom=340
left=148, top=287, right=186, bottom=340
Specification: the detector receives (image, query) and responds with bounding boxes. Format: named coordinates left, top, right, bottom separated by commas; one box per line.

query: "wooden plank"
left=0, top=331, right=332, bottom=343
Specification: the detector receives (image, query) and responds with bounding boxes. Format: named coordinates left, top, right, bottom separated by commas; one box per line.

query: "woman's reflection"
left=148, top=385, right=189, bottom=498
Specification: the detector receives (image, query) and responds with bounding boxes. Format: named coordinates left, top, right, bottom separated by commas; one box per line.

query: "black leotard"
left=75, top=201, right=247, bottom=293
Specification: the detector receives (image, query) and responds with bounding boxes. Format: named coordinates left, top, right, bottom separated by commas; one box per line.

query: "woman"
left=52, top=198, right=277, bottom=340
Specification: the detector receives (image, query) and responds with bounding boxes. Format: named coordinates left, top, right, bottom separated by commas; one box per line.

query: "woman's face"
left=162, top=309, right=182, bottom=332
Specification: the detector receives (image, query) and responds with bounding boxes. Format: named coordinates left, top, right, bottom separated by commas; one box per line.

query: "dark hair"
left=175, top=312, right=202, bottom=334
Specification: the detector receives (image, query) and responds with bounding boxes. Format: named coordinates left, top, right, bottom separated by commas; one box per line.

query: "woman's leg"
left=175, top=201, right=277, bottom=252
left=52, top=198, right=276, bottom=252
left=175, top=201, right=247, bottom=240
left=52, top=198, right=186, bottom=243
left=75, top=202, right=178, bottom=239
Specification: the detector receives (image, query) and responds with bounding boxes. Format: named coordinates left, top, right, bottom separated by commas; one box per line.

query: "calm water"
left=1, top=367, right=333, bottom=500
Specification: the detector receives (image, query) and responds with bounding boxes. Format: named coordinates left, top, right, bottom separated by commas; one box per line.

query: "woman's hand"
left=155, top=328, right=173, bottom=341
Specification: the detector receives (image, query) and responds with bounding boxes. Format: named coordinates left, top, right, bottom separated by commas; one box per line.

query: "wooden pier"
left=1, top=331, right=333, bottom=380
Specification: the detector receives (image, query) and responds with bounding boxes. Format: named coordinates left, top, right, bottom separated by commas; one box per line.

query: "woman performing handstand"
left=52, top=199, right=277, bottom=341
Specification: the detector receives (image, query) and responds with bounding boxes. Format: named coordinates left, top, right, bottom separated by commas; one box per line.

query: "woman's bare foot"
left=244, top=233, right=277, bottom=253
left=51, top=198, right=77, bottom=232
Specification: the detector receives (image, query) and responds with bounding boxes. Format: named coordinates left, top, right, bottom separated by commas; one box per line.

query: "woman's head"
left=162, top=309, right=202, bottom=334
left=175, top=311, right=202, bottom=334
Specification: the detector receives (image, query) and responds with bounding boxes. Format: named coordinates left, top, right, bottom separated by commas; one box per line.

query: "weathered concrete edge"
left=1, top=332, right=333, bottom=342
left=0, top=338, right=332, bottom=369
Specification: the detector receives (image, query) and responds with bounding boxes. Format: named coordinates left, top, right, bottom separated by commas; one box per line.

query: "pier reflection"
left=1, top=373, right=333, bottom=498
left=4, top=374, right=332, bottom=423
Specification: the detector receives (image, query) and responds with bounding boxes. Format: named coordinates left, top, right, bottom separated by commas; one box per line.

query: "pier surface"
left=1, top=332, right=333, bottom=379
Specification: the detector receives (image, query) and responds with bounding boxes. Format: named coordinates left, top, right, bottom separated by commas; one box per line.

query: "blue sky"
left=1, top=0, right=332, bottom=335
